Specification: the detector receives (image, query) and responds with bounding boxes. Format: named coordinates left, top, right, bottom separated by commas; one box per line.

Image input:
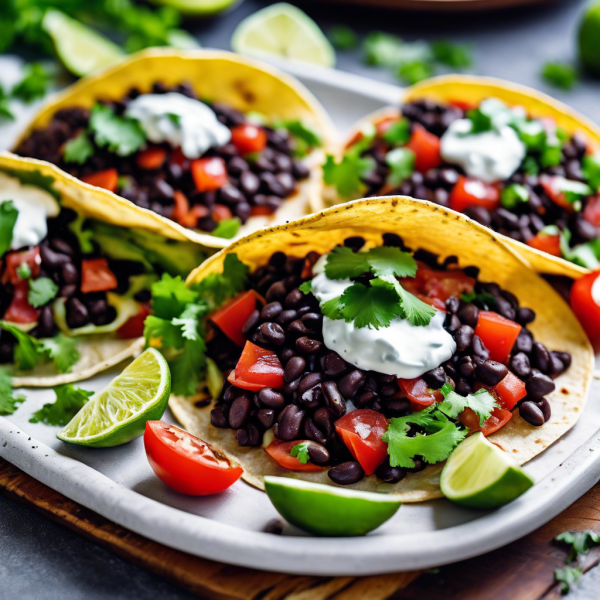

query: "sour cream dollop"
left=311, top=255, right=456, bottom=379
left=125, top=93, right=232, bottom=160
left=440, top=117, right=526, bottom=184
left=0, top=172, right=60, bottom=250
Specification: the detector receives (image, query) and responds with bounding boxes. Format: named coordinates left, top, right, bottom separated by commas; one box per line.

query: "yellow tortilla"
left=328, top=75, right=600, bottom=279
left=169, top=195, right=594, bottom=502
left=0, top=153, right=210, bottom=387
left=13, top=48, right=336, bottom=248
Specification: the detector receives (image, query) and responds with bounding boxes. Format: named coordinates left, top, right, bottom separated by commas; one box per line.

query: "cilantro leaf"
left=30, top=384, right=93, bottom=426
left=386, top=147, right=415, bottom=186
left=28, top=277, right=59, bottom=308
left=151, top=274, right=199, bottom=320
left=363, top=32, right=403, bottom=67
left=39, top=334, right=80, bottom=373
left=299, top=280, right=313, bottom=294
left=382, top=119, right=411, bottom=145
left=89, top=104, right=146, bottom=157
left=338, top=281, right=399, bottom=330
left=554, top=566, right=582, bottom=594
left=500, top=183, right=529, bottom=210
left=11, top=63, right=50, bottom=102
left=438, top=387, right=498, bottom=426
left=0, top=84, right=14, bottom=122
left=382, top=409, right=467, bottom=468
left=325, top=245, right=417, bottom=280
left=512, top=119, right=546, bottom=151
left=560, top=228, right=600, bottom=269
left=467, top=98, right=515, bottom=134
left=320, top=295, right=345, bottom=321
left=0, top=201, right=19, bottom=256
left=0, top=369, right=25, bottom=416
left=431, top=41, right=472, bottom=68
left=17, top=263, right=31, bottom=280
left=170, top=338, right=207, bottom=397
left=172, top=303, right=205, bottom=341
left=192, top=253, right=249, bottom=311
left=328, top=25, right=359, bottom=50
left=68, top=215, right=94, bottom=253
left=0, top=322, right=43, bottom=371
left=542, top=62, right=578, bottom=91
left=582, top=153, right=600, bottom=191
left=377, top=275, right=435, bottom=327
left=290, top=442, right=311, bottom=464
left=324, top=246, right=371, bottom=280
left=275, top=119, right=322, bottom=157
left=555, top=531, right=600, bottom=563
left=211, top=218, right=240, bottom=240
left=398, top=60, right=434, bottom=85
left=64, top=132, right=95, bottom=165
left=323, top=152, right=376, bottom=198
left=144, top=315, right=185, bottom=351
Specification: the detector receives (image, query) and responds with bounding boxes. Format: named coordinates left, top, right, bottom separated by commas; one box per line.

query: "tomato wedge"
left=228, top=341, right=284, bottom=391
left=210, top=290, right=260, bottom=347
left=459, top=407, right=512, bottom=436
left=450, top=176, right=500, bottom=213
left=334, top=409, right=389, bottom=476
left=231, top=124, right=267, bottom=155
left=526, top=233, right=562, bottom=257
left=539, top=174, right=576, bottom=211
left=81, top=168, right=118, bottom=193
left=265, top=440, right=325, bottom=472
left=191, top=157, right=227, bottom=192
left=3, top=280, right=40, bottom=324
left=474, top=311, right=522, bottom=364
left=405, top=124, right=442, bottom=172
left=403, top=262, right=475, bottom=303
left=144, top=421, right=243, bottom=495
left=583, top=195, right=600, bottom=227
left=137, top=147, right=167, bottom=170
left=81, top=258, right=118, bottom=294
left=117, top=304, right=151, bottom=339
left=3, top=247, right=41, bottom=285
left=570, top=271, right=600, bottom=350
left=398, top=377, right=444, bottom=409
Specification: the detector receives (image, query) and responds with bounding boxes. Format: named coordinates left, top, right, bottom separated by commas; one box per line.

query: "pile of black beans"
left=16, top=82, right=311, bottom=233
left=209, top=234, right=572, bottom=485
left=358, top=99, right=598, bottom=248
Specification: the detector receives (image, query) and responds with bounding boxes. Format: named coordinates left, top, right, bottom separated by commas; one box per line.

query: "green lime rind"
left=264, top=476, right=401, bottom=536
left=579, top=3, right=600, bottom=75
left=57, top=348, right=171, bottom=448
left=147, top=0, right=239, bottom=15
left=440, top=432, right=534, bottom=510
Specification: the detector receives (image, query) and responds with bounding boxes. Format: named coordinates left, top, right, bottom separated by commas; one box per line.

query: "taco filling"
left=325, top=97, right=600, bottom=269
left=162, top=235, right=572, bottom=486
left=15, top=83, right=321, bottom=237
left=0, top=169, right=206, bottom=381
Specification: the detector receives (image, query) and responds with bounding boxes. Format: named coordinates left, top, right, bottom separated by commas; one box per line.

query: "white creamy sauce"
left=592, top=275, right=600, bottom=307
left=311, top=254, right=456, bottom=379
left=440, top=118, right=526, bottom=184
left=125, top=92, right=232, bottom=160
left=0, top=172, right=60, bottom=250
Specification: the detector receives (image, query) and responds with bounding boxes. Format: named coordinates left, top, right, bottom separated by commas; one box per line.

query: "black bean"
left=287, top=319, right=310, bottom=338
left=516, top=307, right=535, bottom=325
left=284, top=288, right=304, bottom=309
left=242, top=309, right=260, bottom=336
left=228, top=156, right=249, bottom=175
left=284, top=376, right=302, bottom=396
left=274, top=404, right=305, bottom=441
left=515, top=330, right=533, bottom=354
left=284, top=356, right=306, bottom=383
left=375, top=459, right=406, bottom=483
left=50, top=237, right=74, bottom=256
left=463, top=206, right=492, bottom=227
left=494, top=296, right=516, bottom=321
left=229, top=394, right=252, bottom=429
left=510, top=352, right=531, bottom=379
left=260, top=301, right=283, bottom=321
left=423, top=366, right=446, bottom=389
left=224, top=385, right=245, bottom=402
left=314, top=407, right=334, bottom=440
left=60, top=284, right=77, bottom=298
left=240, top=170, right=261, bottom=196
left=457, top=303, right=479, bottom=328
left=220, top=186, right=245, bottom=205
left=40, top=244, right=70, bottom=267
left=265, top=281, right=288, bottom=302
left=269, top=251, right=287, bottom=268
left=477, top=360, right=508, bottom=386
left=301, top=312, right=322, bottom=328
left=298, top=372, right=323, bottom=395
left=303, top=418, right=327, bottom=445
left=322, top=380, right=347, bottom=418
left=322, top=352, right=346, bottom=376
left=295, top=336, right=322, bottom=355
left=446, top=296, right=460, bottom=314
left=532, top=342, right=551, bottom=373
left=257, top=408, right=275, bottom=429
left=338, top=369, right=366, bottom=398
left=379, top=383, right=397, bottom=397
left=519, top=401, right=545, bottom=427
left=443, top=360, right=457, bottom=378
left=60, top=262, right=78, bottom=284
left=210, top=405, right=229, bottom=428
left=257, top=387, right=285, bottom=409
left=307, top=442, right=330, bottom=465
left=292, top=161, right=310, bottom=179
left=526, top=372, right=555, bottom=400
left=383, top=398, right=411, bottom=417
left=407, top=457, right=426, bottom=473
left=455, top=379, right=473, bottom=396
left=549, top=353, right=566, bottom=377
left=458, top=356, right=475, bottom=378
left=36, top=306, right=56, bottom=337
left=536, top=398, right=551, bottom=421
left=255, top=322, right=285, bottom=347
left=237, top=423, right=261, bottom=446
left=555, top=351, right=572, bottom=370
left=328, top=461, right=364, bottom=485
left=455, top=325, right=475, bottom=352
left=344, top=236, right=366, bottom=252
left=444, top=313, right=461, bottom=333
left=276, top=309, right=297, bottom=326
left=66, top=298, right=89, bottom=328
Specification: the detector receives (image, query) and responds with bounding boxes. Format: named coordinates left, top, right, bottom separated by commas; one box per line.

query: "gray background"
left=2, top=0, right=600, bottom=598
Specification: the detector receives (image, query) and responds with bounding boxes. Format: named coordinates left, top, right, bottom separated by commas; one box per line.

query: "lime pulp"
left=147, top=0, right=239, bottom=15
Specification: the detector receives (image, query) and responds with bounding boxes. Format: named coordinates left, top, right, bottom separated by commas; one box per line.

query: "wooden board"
left=1, top=456, right=599, bottom=599
left=318, top=0, right=558, bottom=11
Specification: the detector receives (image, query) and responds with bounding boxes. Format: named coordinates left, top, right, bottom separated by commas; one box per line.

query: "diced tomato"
left=230, top=124, right=267, bottom=155
left=450, top=175, right=500, bottom=214
left=210, top=290, right=260, bottom=347
left=169, top=148, right=188, bottom=168
left=376, top=116, right=401, bottom=137
left=334, top=409, right=389, bottom=476
left=136, top=147, right=167, bottom=170
left=117, top=304, right=151, bottom=339
left=459, top=407, right=512, bottom=436
left=250, top=205, right=274, bottom=217
left=398, top=377, right=444, bottom=409
left=81, top=168, right=118, bottom=193
left=583, top=194, right=600, bottom=227
left=228, top=341, right=284, bottom=391
left=449, top=99, right=477, bottom=111
left=539, top=174, right=574, bottom=212
left=265, top=440, right=325, bottom=472
left=212, top=204, right=233, bottom=222
left=81, top=258, right=118, bottom=294
left=526, top=233, right=562, bottom=257
left=172, top=190, right=191, bottom=225
left=405, top=124, right=442, bottom=172
left=474, top=311, right=522, bottom=364
left=400, top=261, right=475, bottom=303
left=476, top=371, right=526, bottom=411
left=191, top=157, right=227, bottom=192
left=3, top=247, right=41, bottom=285
left=144, top=421, right=243, bottom=495
left=3, top=280, right=40, bottom=324
left=570, top=271, right=600, bottom=350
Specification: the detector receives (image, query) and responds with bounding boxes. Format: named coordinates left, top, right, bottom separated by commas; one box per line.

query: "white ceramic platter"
left=1, top=56, right=599, bottom=576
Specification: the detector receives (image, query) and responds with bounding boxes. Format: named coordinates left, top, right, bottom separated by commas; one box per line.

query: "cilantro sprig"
left=30, top=384, right=93, bottom=426
left=0, top=201, right=19, bottom=256
left=290, top=442, right=311, bottom=464
left=437, top=382, right=498, bottom=426
left=0, top=369, right=25, bottom=416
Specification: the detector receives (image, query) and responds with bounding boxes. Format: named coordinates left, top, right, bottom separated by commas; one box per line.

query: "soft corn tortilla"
left=0, top=153, right=207, bottom=387
left=169, top=196, right=594, bottom=502
left=326, top=74, right=600, bottom=279
left=14, top=48, right=336, bottom=248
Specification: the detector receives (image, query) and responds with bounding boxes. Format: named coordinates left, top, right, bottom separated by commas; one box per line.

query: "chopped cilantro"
left=172, top=303, right=205, bottom=341
left=151, top=274, right=200, bottom=320
left=560, top=229, right=600, bottom=269
left=438, top=386, right=498, bottom=426
left=382, top=408, right=467, bottom=469
left=17, top=263, right=31, bottom=280
left=64, top=132, right=95, bottom=165
left=554, top=566, right=582, bottom=594
left=431, top=41, right=472, bottom=68
left=386, top=147, right=415, bottom=186
left=522, top=156, right=540, bottom=175
left=0, top=369, right=25, bottom=416
left=39, top=334, right=80, bottom=373
left=211, top=218, right=240, bottom=240
left=290, top=441, right=311, bottom=464
left=552, top=177, right=592, bottom=206
left=460, top=290, right=497, bottom=310
left=500, top=183, right=529, bottom=210
left=89, top=104, right=146, bottom=157
left=274, top=119, right=322, bottom=157
left=68, top=215, right=94, bottom=253
left=513, top=119, right=546, bottom=151
left=541, top=137, right=563, bottom=168
left=583, top=153, right=600, bottom=191
left=324, top=245, right=417, bottom=280
left=0, top=201, right=19, bottom=256
left=380, top=276, right=436, bottom=327
left=328, top=26, right=359, bottom=50
left=0, top=84, right=14, bottom=122
left=299, top=280, right=313, bottom=294
left=363, top=32, right=403, bottom=67
left=170, top=338, right=207, bottom=397
left=398, top=60, right=434, bottom=85
left=555, top=531, right=600, bottom=563
left=323, top=151, right=376, bottom=198
left=144, top=315, right=184, bottom=351
left=192, top=253, right=249, bottom=311
left=11, top=63, right=51, bottom=102
left=467, top=98, right=515, bottom=134
left=382, top=118, right=411, bottom=145
left=30, top=384, right=93, bottom=426
left=336, top=280, right=400, bottom=330
left=0, top=322, right=42, bottom=371
left=28, top=277, right=59, bottom=308
left=542, top=62, right=578, bottom=90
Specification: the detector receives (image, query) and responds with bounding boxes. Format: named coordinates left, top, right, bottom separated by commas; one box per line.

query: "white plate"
left=1, top=56, right=600, bottom=576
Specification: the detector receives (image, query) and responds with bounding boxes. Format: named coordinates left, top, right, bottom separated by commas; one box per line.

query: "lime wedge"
left=148, top=0, right=238, bottom=16
left=440, top=432, right=534, bottom=509
left=42, top=10, right=125, bottom=77
left=58, top=348, right=171, bottom=447
left=231, top=3, right=335, bottom=68
left=264, top=476, right=401, bottom=536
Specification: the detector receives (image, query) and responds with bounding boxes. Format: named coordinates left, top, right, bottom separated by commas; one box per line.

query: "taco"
left=323, top=75, right=600, bottom=279
left=158, top=196, right=593, bottom=502
left=0, top=152, right=210, bottom=387
left=13, top=49, right=335, bottom=247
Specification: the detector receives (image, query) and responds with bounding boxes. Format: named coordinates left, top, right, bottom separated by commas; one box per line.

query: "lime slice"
left=148, top=0, right=238, bottom=16
left=231, top=3, right=335, bottom=68
left=440, top=432, right=534, bottom=509
left=42, top=10, right=125, bottom=77
left=57, top=348, right=171, bottom=447
left=264, top=476, right=401, bottom=536
left=579, top=2, right=600, bottom=75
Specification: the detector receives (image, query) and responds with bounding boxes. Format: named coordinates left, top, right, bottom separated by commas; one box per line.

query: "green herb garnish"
left=554, top=566, right=582, bottom=594
left=0, top=201, right=19, bottom=256
left=438, top=385, right=498, bottom=426
left=211, top=218, right=241, bottom=240
left=386, top=147, right=415, bottom=186
left=30, top=384, right=93, bottom=426
left=328, top=26, right=359, bottom=50
left=64, top=132, right=95, bottom=165
left=28, top=277, right=59, bottom=308
left=11, top=63, right=51, bottom=102
left=541, top=62, right=578, bottom=90
left=290, top=442, right=311, bottom=464
left=381, top=118, right=411, bottom=145
left=0, top=369, right=25, bottom=416
left=500, top=183, right=529, bottom=210
left=89, top=104, right=146, bottom=157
